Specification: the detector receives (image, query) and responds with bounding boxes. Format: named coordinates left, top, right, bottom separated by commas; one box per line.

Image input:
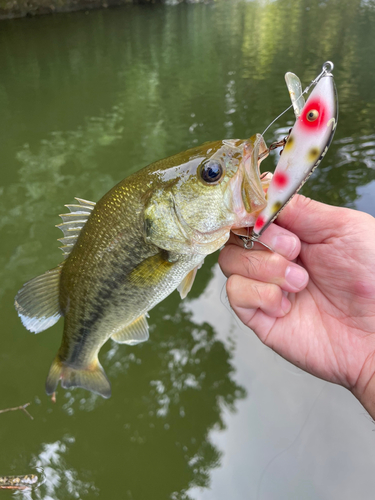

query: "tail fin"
left=45, top=356, right=111, bottom=399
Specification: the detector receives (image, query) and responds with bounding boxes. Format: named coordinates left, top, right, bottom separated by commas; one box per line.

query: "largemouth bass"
left=15, top=135, right=270, bottom=398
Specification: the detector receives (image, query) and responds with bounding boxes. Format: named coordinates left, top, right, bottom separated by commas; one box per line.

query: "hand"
left=219, top=195, right=375, bottom=416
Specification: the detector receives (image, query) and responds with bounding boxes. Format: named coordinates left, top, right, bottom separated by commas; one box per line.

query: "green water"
left=1, top=1, right=375, bottom=499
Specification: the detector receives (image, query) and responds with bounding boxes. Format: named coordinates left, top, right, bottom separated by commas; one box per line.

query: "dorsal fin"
left=56, top=197, right=96, bottom=257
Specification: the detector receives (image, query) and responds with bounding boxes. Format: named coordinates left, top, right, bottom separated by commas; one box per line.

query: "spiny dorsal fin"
left=111, top=314, right=149, bottom=345
left=15, top=265, right=63, bottom=333
left=56, top=197, right=96, bottom=258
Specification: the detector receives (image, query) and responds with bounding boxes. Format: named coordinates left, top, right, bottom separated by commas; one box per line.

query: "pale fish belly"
left=63, top=252, right=205, bottom=367
left=97, top=252, right=205, bottom=338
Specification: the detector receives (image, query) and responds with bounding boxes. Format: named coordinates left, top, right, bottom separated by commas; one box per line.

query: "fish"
left=15, top=135, right=271, bottom=399
left=252, top=63, right=338, bottom=238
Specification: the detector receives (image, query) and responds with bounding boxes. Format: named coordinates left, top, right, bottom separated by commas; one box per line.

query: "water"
left=1, top=1, right=375, bottom=498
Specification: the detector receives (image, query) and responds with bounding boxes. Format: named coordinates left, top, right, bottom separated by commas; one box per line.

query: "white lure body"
left=253, top=69, right=338, bottom=237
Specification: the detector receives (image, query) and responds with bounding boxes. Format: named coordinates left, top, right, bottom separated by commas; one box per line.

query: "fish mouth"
left=240, top=134, right=268, bottom=215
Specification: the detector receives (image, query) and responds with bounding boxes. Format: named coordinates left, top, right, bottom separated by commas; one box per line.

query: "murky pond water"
left=1, top=1, right=375, bottom=498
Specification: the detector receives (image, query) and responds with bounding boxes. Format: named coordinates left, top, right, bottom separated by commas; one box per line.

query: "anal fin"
left=45, top=356, right=111, bottom=399
left=111, top=314, right=149, bottom=345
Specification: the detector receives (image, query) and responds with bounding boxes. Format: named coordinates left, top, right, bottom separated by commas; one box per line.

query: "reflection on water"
left=14, top=436, right=99, bottom=500
left=0, top=106, right=124, bottom=300
left=9, top=298, right=245, bottom=500
left=295, top=133, right=375, bottom=207
left=1, top=0, right=375, bottom=498
left=336, top=134, right=375, bottom=170
left=66, top=301, right=245, bottom=497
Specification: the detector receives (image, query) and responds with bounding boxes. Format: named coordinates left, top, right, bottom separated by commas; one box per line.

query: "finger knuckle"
left=226, top=274, right=240, bottom=299
left=243, top=251, right=281, bottom=280
left=242, top=252, right=259, bottom=277
left=262, top=283, right=280, bottom=306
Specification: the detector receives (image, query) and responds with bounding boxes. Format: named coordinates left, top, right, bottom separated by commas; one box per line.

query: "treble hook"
left=235, top=233, right=274, bottom=252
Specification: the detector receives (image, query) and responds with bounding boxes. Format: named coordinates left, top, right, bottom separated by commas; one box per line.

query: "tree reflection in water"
left=11, top=295, right=245, bottom=500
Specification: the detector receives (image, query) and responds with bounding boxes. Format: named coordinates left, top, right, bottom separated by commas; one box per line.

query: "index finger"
left=228, top=222, right=301, bottom=261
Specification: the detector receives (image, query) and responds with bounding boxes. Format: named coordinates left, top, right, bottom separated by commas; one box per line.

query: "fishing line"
left=218, top=267, right=249, bottom=332
left=261, top=102, right=294, bottom=139
left=255, top=383, right=327, bottom=500
left=260, top=61, right=334, bottom=139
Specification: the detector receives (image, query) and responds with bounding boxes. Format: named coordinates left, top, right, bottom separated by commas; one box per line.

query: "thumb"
left=276, top=194, right=354, bottom=244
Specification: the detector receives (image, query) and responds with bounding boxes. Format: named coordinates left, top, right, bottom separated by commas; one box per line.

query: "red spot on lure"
left=272, top=171, right=289, bottom=189
left=254, top=216, right=265, bottom=231
left=299, top=98, right=327, bottom=131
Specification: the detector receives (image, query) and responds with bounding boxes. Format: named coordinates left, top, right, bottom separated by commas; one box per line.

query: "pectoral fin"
left=177, top=263, right=203, bottom=299
left=111, top=314, right=149, bottom=345
left=177, top=268, right=197, bottom=299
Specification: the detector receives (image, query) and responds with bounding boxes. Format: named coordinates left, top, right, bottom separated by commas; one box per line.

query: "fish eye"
left=199, top=160, right=224, bottom=184
left=306, top=109, right=319, bottom=122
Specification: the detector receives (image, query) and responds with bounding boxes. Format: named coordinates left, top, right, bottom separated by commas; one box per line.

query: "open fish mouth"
left=241, top=134, right=269, bottom=214
left=219, top=136, right=267, bottom=232
left=227, top=134, right=268, bottom=230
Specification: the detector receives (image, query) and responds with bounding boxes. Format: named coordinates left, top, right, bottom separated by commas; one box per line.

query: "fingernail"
left=285, top=265, right=309, bottom=289
left=281, top=295, right=291, bottom=314
left=273, top=234, right=297, bottom=257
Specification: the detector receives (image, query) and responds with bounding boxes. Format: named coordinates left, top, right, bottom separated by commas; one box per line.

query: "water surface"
left=1, top=1, right=375, bottom=499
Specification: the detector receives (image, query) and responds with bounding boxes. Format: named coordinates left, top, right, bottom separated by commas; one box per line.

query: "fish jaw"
left=226, top=134, right=268, bottom=229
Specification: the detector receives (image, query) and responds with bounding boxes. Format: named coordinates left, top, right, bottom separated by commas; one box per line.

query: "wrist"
left=352, top=356, right=375, bottom=420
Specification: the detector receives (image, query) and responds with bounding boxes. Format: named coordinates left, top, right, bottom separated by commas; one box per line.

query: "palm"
left=248, top=209, right=375, bottom=389
left=221, top=196, right=375, bottom=393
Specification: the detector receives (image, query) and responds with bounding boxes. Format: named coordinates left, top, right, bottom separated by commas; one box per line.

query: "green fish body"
left=15, top=136, right=269, bottom=398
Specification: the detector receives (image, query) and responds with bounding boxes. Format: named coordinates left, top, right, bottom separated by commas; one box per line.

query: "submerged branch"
left=0, top=402, right=33, bottom=420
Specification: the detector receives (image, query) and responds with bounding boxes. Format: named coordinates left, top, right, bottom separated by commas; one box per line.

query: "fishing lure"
left=242, top=61, right=338, bottom=249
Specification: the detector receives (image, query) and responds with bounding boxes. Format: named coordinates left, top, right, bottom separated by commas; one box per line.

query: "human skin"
left=218, top=194, right=375, bottom=418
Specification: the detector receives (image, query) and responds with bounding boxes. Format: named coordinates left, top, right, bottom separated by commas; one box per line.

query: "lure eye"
left=199, top=160, right=224, bottom=184
left=306, top=109, right=319, bottom=122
